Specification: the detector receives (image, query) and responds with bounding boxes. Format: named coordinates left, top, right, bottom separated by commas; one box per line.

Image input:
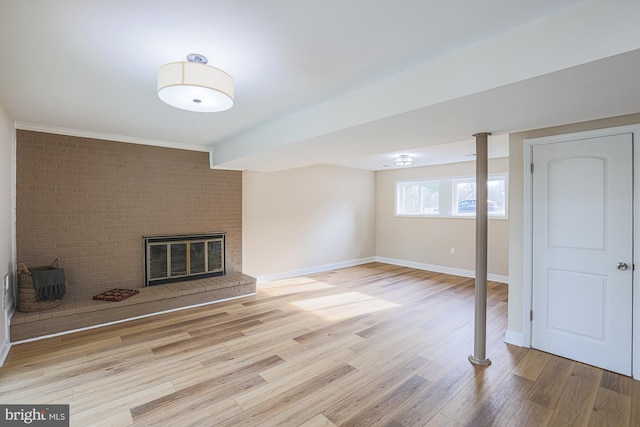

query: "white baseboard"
left=504, top=330, right=525, bottom=347
left=374, top=256, right=509, bottom=284
left=0, top=338, right=10, bottom=367
left=255, top=256, right=508, bottom=284
left=255, top=257, right=376, bottom=283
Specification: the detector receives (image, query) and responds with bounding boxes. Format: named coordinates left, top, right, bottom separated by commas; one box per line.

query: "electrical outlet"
left=450, top=248, right=456, bottom=255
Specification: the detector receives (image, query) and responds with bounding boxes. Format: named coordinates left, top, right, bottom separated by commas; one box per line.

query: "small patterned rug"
left=93, top=288, right=140, bottom=302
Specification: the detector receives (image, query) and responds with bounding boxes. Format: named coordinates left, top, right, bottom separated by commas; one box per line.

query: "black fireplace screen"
left=144, top=233, right=225, bottom=286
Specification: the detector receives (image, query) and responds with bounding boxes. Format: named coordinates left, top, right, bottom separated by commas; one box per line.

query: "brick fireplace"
left=13, top=130, right=254, bottom=340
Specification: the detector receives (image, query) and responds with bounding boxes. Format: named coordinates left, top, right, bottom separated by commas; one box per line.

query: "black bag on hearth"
left=31, top=267, right=66, bottom=301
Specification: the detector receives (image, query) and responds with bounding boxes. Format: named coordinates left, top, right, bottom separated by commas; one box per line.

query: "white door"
left=531, top=133, right=633, bottom=376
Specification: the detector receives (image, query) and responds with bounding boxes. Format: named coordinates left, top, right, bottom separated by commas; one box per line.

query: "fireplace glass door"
left=144, top=233, right=225, bottom=286
left=171, top=243, right=188, bottom=277
left=190, top=242, right=206, bottom=275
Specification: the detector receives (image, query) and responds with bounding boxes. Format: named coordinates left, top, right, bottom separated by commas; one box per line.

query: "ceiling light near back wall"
left=394, top=154, right=414, bottom=166
left=157, top=54, right=234, bottom=112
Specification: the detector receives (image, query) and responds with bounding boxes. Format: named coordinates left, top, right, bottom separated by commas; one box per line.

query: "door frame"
left=523, top=124, right=640, bottom=379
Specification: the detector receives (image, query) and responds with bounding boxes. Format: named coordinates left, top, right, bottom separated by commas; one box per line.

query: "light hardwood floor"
left=1, top=263, right=638, bottom=426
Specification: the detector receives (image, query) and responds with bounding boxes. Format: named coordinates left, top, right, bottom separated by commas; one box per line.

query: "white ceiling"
left=1, top=1, right=640, bottom=171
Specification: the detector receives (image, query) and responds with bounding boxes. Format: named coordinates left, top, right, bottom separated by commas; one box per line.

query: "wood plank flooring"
left=1, top=263, right=639, bottom=426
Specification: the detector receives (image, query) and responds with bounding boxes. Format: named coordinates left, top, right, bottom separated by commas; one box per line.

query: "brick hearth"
left=10, top=272, right=256, bottom=341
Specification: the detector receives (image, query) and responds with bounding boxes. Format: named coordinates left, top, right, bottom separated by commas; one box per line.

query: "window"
left=395, top=174, right=507, bottom=218
left=396, top=180, right=439, bottom=215
left=453, top=174, right=507, bottom=217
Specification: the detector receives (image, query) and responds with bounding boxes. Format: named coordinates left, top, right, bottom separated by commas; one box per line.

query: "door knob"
left=617, top=262, right=629, bottom=271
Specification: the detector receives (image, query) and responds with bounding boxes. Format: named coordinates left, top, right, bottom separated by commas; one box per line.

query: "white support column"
left=469, top=132, right=492, bottom=366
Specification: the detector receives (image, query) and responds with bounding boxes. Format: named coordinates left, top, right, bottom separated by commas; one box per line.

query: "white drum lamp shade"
left=157, top=55, right=234, bottom=112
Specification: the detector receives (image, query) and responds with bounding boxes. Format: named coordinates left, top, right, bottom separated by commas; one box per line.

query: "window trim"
left=395, top=173, right=508, bottom=219
left=452, top=173, right=508, bottom=218
left=394, top=179, right=441, bottom=217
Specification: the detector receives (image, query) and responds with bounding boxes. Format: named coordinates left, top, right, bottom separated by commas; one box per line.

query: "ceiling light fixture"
left=157, top=54, right=234, bottom=112
left=394, top=154, right=414, bottom=166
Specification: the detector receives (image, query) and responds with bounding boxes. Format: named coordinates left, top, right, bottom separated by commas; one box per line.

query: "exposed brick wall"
left=16, top=130, right=242, bottom=299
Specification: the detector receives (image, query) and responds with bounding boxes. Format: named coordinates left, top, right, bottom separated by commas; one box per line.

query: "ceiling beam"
left=210, top=1, right=640, bottom=169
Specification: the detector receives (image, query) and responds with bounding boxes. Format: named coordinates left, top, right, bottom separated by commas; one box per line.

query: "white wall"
left=0, top=100, right=13, bottom=364
left=507, top=112, right=640, bottom=345
left=376, top=158, right=509, bottom=280
left=243, top=165, right=376, bottom=280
